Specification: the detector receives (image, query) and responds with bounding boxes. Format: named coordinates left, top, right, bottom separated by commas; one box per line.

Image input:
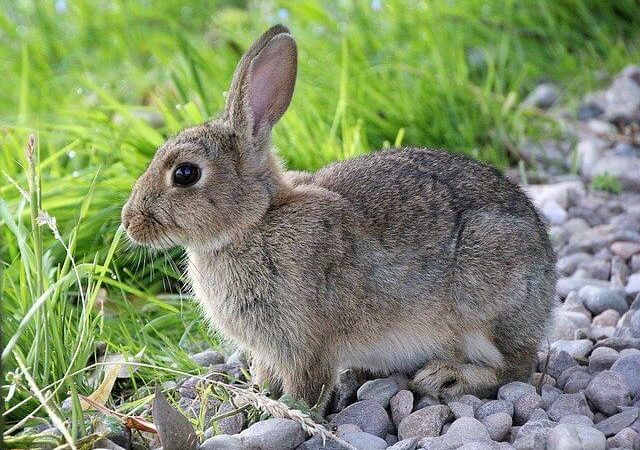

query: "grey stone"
left=200, top=435, right=243, bottom=450
left=423, top=417, right=491, bottom=450
left=513, top=420, right=555, bottom=450
left=551, top=340, right=594, bottom=359
left=579, top=286, right=628, bottom=315
left=545, top=350, right=579, bottom=379
left=191, top=350, right=225, bottom=367
left=612, top=241, right=640, bottom=259
left=579, top=258, right=611, bottom=281
left=547, top=423, right=606, bottom=450
left=559, top=414, right=595, bottom=427
left=331, top=400, right=392, bottom=438
left=482, top=412, right=512, bottom=442
left=628, top=274, right=640, bottom=297
left=177, top=376, right=200, bottom=399
left=557, top=253, right=594, bottom=276
left=548, top=393, right=594, bottom=421
left=606, top=427, right=639, bottom=449
left=529, top=408, right=549, bottom=421
left=498, top=382, right=537, bottom=403
left=458, top=394, right=483, bottom=411
left=632, top=257, right=640, bottom=274
left=513, top=392, right=542, bottom=425
left=578, top=103, right=605, bottom=121
left=217, top=401, right=246, bottom=435
left=387, top=438, right=418, bottom=450
left=585, top=371, right=632, bottom=415
left=612, top=256, right=630, bottom=286
left=357, top=378, right=399, bottom=408
left=456, top=444, right=495, bottom=450
left=542, top=200, right=568, bottom=225
left=631, top=311, right=640, bottom=336
left=577, top=138, right=610, bottom=180
left=390, top=390, right=414, bottom=428
left=593, top=309, right=621, bottom=327
left=522, top=83, right=559, bottom=110
left=611, top=353, right=640, bottom=398
left=397, top=404, right=449, bottom=440
left=385, top=434, right=398, bottom=446
left=595, top=409, right=639, bottom=436
left=604, top=75, right=640, bottom=123
left=239, top=418, right=305, bottom=450
left=340, top=432, right=388, bottom=450
left=593, top=325, right=618, bottom=340
left=297, top=436, right=348, bottom=450
left=557, top=277, right=610, bottom=299
left=448, top=401, right=474, bottom=419
left=541, top=385, right=564, bottom=410
left=476, top=400, right=514, bottom=420
left=590, top=346, right=620, bottom=372
left=551, top=310, right=591, bottom=341
left=557, top=366, right=592, bottom=394
left=594, top=412, right=607, bottom=424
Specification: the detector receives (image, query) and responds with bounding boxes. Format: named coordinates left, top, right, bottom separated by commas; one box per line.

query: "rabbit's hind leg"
left=412, top=360, right=501, bottom=402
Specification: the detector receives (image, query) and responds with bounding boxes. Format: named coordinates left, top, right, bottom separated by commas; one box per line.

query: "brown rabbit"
left=122, top=25, right=555, bottom=409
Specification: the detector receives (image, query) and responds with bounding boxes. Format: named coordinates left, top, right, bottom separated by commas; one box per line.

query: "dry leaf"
left=81, top=360, right=123, bottom=410
left=152, top=386, right=199, bottom=450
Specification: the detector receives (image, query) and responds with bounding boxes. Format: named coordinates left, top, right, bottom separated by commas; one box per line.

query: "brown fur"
left=122, top=25, right=556, bottom=408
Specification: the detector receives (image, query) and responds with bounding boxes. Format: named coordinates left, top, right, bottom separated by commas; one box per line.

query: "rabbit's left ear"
left=225, top=25, right=297, bottom=140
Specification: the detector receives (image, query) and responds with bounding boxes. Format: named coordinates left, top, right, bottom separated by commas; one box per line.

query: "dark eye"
left=173, top=163, right=201, bottom=187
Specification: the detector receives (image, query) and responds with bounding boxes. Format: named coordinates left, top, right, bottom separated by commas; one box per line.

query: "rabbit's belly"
left=338, top=331, right=444, bottom=374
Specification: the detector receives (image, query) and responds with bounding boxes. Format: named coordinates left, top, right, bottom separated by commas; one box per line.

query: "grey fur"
left=122, top=25, right=556, bottom=409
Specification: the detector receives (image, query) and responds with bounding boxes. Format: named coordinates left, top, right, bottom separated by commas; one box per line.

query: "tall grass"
left=2, top=0, right=640, bottom=443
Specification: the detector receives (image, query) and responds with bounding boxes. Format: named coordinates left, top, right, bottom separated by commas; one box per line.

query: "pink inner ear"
left=247, top=34, right=297, bottom=135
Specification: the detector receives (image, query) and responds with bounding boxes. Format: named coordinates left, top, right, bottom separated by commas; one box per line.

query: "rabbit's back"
left=312, top=148, right=547, bottom=251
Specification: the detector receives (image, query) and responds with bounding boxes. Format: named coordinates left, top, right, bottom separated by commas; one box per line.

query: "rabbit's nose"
left=121, top=202, right=132, bottom=230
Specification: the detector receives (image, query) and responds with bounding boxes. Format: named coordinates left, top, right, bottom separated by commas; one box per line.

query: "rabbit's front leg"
left=251, top=359, right=283, bottom=398
left=280, top=363, right=336, bottom=410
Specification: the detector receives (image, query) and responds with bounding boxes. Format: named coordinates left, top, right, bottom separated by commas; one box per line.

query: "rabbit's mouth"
left=122, top=212, right=178, bottom=250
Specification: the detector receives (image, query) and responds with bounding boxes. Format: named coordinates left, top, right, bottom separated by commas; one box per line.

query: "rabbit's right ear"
left=224, top=25, right=297, bottom=144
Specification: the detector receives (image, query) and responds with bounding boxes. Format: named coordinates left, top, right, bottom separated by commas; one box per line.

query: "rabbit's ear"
left=225, top=25, right=297, bottom=140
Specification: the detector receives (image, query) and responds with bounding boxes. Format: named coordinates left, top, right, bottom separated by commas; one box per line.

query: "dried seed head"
left=25, top=134, right=36, bottom=165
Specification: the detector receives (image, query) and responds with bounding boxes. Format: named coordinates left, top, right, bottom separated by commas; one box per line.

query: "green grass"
left=591, top=172, right=623, bottom=194
left=2, top=0, right=640, bottom=445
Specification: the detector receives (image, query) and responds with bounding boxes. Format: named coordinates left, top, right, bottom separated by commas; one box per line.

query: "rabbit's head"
left=121, top=25, right=297, bottom=250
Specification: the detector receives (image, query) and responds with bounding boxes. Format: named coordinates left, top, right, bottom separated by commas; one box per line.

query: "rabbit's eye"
left=173, top=163, right=201, bottom=187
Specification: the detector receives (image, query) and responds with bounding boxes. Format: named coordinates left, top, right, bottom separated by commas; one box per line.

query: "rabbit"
left=121, top=24, right=556, bottom=409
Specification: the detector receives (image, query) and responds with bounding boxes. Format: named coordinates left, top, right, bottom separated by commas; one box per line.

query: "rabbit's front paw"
left=412, top=361, right=464, bottom=403
left=413, top=361, right=502, bottom=402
